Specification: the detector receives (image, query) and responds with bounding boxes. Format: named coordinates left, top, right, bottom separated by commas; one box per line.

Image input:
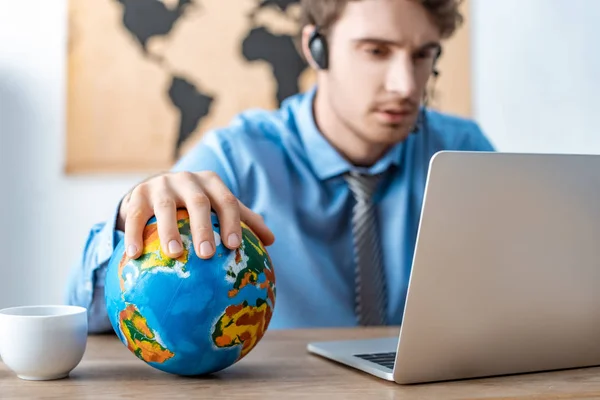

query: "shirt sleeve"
left=64, top=129, right=240, bottom=334
left=64, top=201, right=123, bottom=334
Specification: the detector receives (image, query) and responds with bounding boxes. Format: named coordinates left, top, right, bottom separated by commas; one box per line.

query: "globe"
left=104, top=209, right=276, bottom=375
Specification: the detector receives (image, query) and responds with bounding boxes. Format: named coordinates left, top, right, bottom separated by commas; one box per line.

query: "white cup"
left=0, top=305, right=88, bottom=380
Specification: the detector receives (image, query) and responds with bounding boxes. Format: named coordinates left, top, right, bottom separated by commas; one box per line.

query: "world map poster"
left=66, top=0, right=472, bottom=174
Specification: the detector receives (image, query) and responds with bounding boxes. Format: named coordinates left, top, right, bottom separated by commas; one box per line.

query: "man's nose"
left=384, top=55, right=417, bottom=98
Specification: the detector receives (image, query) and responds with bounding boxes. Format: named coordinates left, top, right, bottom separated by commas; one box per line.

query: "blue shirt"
left=65, top=87, right=495, bottom=333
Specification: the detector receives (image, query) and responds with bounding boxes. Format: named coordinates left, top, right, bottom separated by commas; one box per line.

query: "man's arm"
left=64, top=129, right=244, bottom=333
left=64, top=203, right=123, bottom=333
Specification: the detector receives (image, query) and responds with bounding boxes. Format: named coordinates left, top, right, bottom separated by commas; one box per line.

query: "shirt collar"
left=295, top=86, right=405, bottom=180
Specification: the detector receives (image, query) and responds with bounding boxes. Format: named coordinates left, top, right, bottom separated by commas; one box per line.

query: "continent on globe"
left=118, top=212, right=192, bottom=292
left=168, top=76, right=214, bottom=159
left=225, top=229, right=276, bottom=306
left=119, top=304, right=175, bottom=363
left=212, top=299, right=271, bottom=359
left=242, top=26, right=308, bottom=106
left=116, top=0, right=194, bottom=55
left=212, top=225, right=276, bottom=359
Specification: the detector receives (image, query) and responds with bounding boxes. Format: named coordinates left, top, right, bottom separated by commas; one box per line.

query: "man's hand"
left=116, top=171, right=274, bottom=260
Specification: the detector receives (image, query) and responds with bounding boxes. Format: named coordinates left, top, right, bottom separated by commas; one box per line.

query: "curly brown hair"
left=299, top=0, right=464, bottom=39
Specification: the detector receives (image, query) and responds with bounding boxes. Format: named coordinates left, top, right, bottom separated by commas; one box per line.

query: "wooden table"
left=2, top=327, right=600, bottom=399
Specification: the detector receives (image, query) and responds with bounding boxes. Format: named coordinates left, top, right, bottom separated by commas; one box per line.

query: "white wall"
left=0, top=0, right=142, bottom=308
left=472, top=0, right=600, bottom=154
left=0, top=0, right=599, bottom=308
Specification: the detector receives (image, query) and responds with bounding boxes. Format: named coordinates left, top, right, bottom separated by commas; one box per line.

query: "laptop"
left=307, top=151, right=600, bottom=384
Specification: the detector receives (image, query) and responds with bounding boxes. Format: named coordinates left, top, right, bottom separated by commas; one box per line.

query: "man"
left=66, top=0, right=494, bottom=333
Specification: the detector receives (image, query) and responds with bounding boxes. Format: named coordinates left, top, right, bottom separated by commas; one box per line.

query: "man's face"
left=321, top=0, right=442, bottom=146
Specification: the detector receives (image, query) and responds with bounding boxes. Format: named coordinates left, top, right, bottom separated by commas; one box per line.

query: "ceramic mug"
left=0, top=305, right=88, bottom=380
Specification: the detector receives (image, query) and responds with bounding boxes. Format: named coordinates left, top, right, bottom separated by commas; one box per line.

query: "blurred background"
left=0, top=0, right=599, bottom=309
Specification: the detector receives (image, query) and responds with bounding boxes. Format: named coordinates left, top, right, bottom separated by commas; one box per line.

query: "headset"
left=308, top=27, right=329, bottom=70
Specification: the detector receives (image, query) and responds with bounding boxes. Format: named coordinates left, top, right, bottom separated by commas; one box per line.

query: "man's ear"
left=301, top=24, right=322, bottom=71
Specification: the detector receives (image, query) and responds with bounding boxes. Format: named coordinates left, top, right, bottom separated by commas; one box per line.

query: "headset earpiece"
left=308, top=28, right=329, bottom=70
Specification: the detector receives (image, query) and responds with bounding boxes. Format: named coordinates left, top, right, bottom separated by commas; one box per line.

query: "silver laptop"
left=307, top=151, right=600, bottom=384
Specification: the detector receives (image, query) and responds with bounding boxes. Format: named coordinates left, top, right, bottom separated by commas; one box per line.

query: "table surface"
left=2, top=326, right=600, bottom=399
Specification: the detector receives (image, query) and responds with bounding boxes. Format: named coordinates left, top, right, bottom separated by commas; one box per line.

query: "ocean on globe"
left=104, top=209, right=276, bottom=376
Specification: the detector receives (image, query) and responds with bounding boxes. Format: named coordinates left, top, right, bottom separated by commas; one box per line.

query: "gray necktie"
left=345, top=171, right=388, bottom=326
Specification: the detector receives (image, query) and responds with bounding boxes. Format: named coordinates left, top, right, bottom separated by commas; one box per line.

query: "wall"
left=0, top=0, right=142, bottom=308
left=471, top=0, right=600, bottom=154
left=0, top=0, right=599, bottom=308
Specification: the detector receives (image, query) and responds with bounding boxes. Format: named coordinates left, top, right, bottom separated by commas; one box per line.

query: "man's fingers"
left=177, top=172, right=216, bottom=259
left=124, top=188, right=153, bottom=259
left=199, top=172, right=242, bottom=250
left=150, top=178, right=183, bottom=258
left=239, top=202, right=275, bottom=246
left=121, top=171, right=274, bottom=264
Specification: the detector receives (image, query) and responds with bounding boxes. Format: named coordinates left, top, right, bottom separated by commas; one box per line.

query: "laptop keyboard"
left=354, top=351, right=396, bottom=370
